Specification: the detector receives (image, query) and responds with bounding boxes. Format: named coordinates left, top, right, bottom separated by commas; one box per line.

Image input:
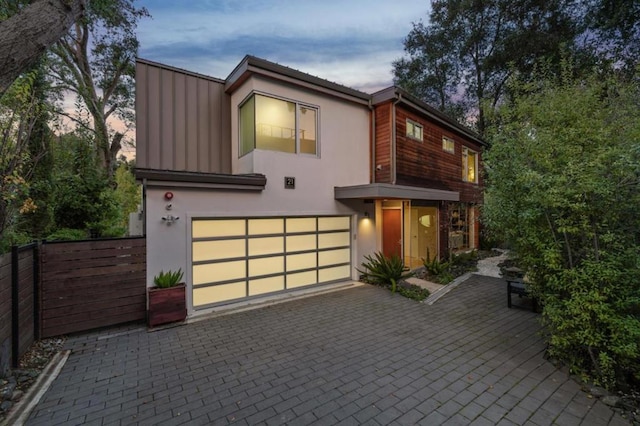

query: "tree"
left=394, top=0, right=579, bottom=135
left=17, top=62, right=55, bottom=239
left=584, top=0, right=640, bottom=75
left=0, top=0, right=85, bottom=97
left=0, top=68, right=49, bottom=249
left=48, top=0, right=148, bottom=179
left=483, top=68, right=640, bottom=388
left=50, top=133, right=123, bottom=237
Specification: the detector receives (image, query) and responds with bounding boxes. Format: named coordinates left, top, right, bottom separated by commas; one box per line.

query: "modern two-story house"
left=135, top=56, right=485, bottom=315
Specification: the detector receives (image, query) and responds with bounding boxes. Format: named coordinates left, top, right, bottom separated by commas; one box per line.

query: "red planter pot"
left=148, top=284, right=186, bottom=327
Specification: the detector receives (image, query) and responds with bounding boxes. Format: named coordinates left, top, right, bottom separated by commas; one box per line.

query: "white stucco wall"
left=144, top=75, right=377, bottom=305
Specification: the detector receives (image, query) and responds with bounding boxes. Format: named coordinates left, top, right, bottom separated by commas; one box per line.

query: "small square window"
left=406, top=119, right=423, bottom=141
left=442, top=137, right=455, bottom=153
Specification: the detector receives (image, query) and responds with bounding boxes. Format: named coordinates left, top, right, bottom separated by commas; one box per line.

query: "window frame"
left=239, top=92, right=320, bottom=158
left=461, top=146, right=478, bottom=183
left=405, top=119, right=424, bottom=142
left=442, top=136, right=455, bottom=154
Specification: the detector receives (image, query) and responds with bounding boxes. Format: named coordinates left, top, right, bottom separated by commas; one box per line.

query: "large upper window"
left=239, top=94, right=318, bottom=157
left=462, top=147, right=478, bottom=183
left=406, top=119, right=423, bottom=141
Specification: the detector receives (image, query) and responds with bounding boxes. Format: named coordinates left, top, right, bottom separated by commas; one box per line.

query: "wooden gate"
left=39, top=238, right=146, bottom=338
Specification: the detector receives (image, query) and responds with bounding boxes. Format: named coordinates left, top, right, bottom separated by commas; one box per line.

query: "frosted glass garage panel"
left=286, top=217, right=316, bottom=233
left=249, top=256, right=284, bottom=277
left=249, top=276, right=285, bottom=296
left=287, top=271, right=317, bottom=288
left=319, top=248, right=350, bottom=267
left=318, top=232, right=350, bottom=249
left=319, top=265, right=351, bottom=282
left=248, top=237, right=283, bottom=256
left=193, top=220, right=245, bottom=238
left=193, top=260, right=246, bottom=285
left=248, top=218, right=284, bottom=235
left=193, top=282, right=246, bottom=306
left=318, top=216, right=350, bottom=231
left=286, top=234, right=316, bottom=253
left=286, top=252, right=317, bottom=271
left=193, top=239, right=245, bottom=262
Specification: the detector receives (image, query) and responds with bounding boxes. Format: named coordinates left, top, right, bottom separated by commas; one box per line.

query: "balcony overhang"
left=334, top=183, right=459, bottom=201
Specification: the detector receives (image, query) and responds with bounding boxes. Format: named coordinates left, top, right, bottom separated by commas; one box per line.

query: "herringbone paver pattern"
left=26, top=275, right=629, bottom=425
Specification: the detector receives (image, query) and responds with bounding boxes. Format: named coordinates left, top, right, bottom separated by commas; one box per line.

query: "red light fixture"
left=164, top=191, right=174, bottom=200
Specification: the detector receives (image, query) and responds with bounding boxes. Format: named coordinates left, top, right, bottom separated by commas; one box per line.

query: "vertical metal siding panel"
left=186, top=76, right=199, bottom=170
left=147, top=66, right=161, bottom=169
left=220, top=92, right=232, bottom=173
left=135, top=63, right=148, bottom=169
left=208, top=82, right=220, bottom=172
left=197, top=78, right=209, bottom=172
left=160, top=69, right=174, bottom=170
left=174, top=72, right=187, bottom=171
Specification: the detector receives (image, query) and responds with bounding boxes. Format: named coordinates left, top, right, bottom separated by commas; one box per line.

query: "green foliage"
left=397, top=283, right=430, bottom=302
left=484, top=68, right=640, bottom=389
left=46, top=228, right=87, bottom=241
left=423, top=249, right=450, bottom=276
left=153, top=269, right=184, bottom=289
left=50, top=134, right=124, bottom=238
left=358, top=252, right=413, bottom=293
left=113, top=162, right=141, bottom=232
left=0, top=66, right=51, bottom=247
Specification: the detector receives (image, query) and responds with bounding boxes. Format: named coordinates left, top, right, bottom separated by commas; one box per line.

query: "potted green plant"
left=148, top=269, right=186, bottom=327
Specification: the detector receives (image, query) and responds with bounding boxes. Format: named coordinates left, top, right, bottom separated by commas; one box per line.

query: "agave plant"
left=153, top=268, right=184, bottom=288
left=423, top=248, right=450, bottom=276
left=357, top=252, right=413, bottom=293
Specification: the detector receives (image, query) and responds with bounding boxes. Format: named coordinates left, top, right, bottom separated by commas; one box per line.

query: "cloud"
left=137, top=0, right=430, bottom=91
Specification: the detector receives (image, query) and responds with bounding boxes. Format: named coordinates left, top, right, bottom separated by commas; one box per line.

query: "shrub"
left=46, top=228, right=87, bottom=241
left=397, top=283, right=430, bottom=301
left=423, top=249, right=450, bottom=275
left=153, top=269, right=184, bottom=288
left=358, top=252, right=413, bottom=293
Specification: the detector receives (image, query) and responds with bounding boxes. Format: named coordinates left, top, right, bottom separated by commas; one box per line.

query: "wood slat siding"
left=0, top=253, right=11, bottom=376
left=136, top=61, right=231, bottom=174
left=40, top=238, right=146, bottom=338
left=394, top=106, right=483, bottom=204
left=374, top=102, right=393, bottom=183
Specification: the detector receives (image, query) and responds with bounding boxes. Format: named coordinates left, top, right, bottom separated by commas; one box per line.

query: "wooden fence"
left=0, top=243, right=38, bottom=376
left=40, top=238, right=147, bottom=338
left=0, top=252, right=12, bottom=376
left=0, top=237, right=146, bottom=376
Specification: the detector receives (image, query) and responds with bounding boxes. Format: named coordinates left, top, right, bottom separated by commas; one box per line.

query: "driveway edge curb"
left=1, top=350, right=71, bottom=426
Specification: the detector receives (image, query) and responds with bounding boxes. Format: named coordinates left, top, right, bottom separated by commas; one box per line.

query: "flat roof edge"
left=335, top=183, right=459, bottom=202
left=135, top=168, right=267, bottom=189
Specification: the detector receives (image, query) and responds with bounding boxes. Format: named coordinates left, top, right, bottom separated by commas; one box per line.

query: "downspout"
left=391, top=93, right=402, bottom=185
left=369, top=98, right=375, bottom=183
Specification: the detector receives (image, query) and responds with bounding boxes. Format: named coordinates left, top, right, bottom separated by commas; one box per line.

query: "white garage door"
left=192, top=216, right=352, bottom=309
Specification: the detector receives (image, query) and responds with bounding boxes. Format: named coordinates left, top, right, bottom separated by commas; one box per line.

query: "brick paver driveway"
left=26, top=275, right=628, bottom=425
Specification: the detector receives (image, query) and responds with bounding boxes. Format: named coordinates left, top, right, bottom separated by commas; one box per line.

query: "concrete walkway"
left=25, top=275, right=628, bottom=425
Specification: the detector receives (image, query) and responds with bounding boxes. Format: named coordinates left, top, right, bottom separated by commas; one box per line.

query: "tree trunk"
left=0, top=0, right=85, bottom=97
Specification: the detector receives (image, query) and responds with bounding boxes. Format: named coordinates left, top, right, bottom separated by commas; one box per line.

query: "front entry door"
left=382, top=209, right=402, bottom=258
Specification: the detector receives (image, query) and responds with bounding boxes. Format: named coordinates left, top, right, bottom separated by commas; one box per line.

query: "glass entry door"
left=408, top=207, right=439, bottom=268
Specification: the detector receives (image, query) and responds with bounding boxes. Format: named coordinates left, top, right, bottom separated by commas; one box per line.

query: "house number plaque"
left=284, top=176, right=295, bottom=189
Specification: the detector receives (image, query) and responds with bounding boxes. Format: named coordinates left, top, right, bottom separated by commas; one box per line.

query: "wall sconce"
left=364, top=211, right=370, bottom=218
